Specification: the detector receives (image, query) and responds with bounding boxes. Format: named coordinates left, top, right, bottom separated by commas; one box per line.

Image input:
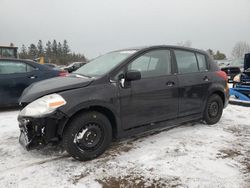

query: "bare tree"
left=231, top=41, right=250, bottom=58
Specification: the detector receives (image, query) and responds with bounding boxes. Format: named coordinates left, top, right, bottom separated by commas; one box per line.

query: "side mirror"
left=125, top=70, right=141, bottom=81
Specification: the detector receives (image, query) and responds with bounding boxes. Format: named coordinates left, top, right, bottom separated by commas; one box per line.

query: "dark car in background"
left=0, top=58, right=67, bottom=107
left=18, top=45, right=229, bottom=161
left=221, top=59, right=243, bottom=82
left=233, top=53, right=250, bottom=85
left=221, top=66, right=241, bottom=82
left=43, top=63, right=57, bottom=69
left=232, top=59, right=244, bottom=71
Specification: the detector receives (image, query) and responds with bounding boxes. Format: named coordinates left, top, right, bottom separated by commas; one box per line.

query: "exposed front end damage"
left=18, top=111, right=68, bottom=150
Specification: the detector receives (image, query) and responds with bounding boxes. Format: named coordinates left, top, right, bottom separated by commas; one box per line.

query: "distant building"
left=0, top=46, right=18, bottom=58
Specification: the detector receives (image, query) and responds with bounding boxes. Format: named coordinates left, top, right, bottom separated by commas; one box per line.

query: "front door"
left=118, top=49, right=179, bottom=130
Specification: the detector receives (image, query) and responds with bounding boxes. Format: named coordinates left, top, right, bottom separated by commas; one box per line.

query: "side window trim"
left=204, top=55, right=209, bottom=71
left=195, top=53, right=200, bottom=71
left=170, top=49, right=178, bottom=74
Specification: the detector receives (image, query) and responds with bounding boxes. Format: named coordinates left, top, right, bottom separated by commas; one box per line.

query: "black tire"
left=203, top=94, right=223, bottom=125
left=63, top=111, right=112, bottom=161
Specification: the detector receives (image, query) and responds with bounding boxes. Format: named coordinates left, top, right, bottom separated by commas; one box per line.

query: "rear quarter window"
left=196, top=53, right=208, bottom=71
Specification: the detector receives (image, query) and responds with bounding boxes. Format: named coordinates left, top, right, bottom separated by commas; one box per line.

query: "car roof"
left=114, top=45, right=208, bottom=55
left=0, top=46, right=18, bottom=49
left=0, top=58, right=51, bottom=70
left=0, top=58, right=35, bottom=63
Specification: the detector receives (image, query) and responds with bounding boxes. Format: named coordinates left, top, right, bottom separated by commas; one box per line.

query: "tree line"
left=177, top=40, right=227, bottom=60
left=207, top=49, right=226, bottom=60
left=19, top=40, right=86, bottom=65
left=18, top=40, right=250, bottom=63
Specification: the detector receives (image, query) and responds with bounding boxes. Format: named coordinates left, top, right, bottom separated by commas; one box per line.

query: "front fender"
left=56, top=84, right=122, bottom=136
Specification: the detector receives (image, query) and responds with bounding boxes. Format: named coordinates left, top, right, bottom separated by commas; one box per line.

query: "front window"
left=128, top=49, right=172, bottom=78
left=75, top=50, right=137, bottom=77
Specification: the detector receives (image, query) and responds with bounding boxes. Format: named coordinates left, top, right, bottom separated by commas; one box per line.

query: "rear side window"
left=128, top=49, right=172, bottom=78
left=0, top=61, right=35, bottom=74
left=174, top=50, right=199, bottom=74
left=196, top=53, right=208, bottom=71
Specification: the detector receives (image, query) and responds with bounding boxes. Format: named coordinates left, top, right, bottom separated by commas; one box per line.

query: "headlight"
left=19, top=94, right=66, bottom=117
left=233, top=74, right=241, bottom=83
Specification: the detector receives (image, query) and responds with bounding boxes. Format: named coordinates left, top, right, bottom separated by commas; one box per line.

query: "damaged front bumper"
left=18, top=111, right=68, bottom=150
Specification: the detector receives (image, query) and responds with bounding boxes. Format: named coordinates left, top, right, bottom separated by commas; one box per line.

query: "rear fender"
left=202, top=83, right=227, bottom=111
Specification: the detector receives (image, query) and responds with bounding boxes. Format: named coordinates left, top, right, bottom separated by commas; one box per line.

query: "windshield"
left=74, top=50, right=137, bottom=77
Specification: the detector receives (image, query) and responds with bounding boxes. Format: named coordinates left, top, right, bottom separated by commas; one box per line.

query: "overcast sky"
left=0, top=0, right=249, bottom=58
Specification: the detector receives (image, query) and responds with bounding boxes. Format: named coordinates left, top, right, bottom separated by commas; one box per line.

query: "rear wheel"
left=203, top=94, right=223, bottom=125
left=63, top=111, right=112, bottom=161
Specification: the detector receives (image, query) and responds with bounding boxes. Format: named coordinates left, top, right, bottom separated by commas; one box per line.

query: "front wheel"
left=203, top=94, right=223, bottom=125
left=63, top=111, right=112, bottom=161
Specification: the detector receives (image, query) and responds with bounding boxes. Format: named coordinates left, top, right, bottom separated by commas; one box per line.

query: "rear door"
left=173, top=50, right=211, bottom=117
left=118, top=49, right=179, bottom=129
left=0, top=60, right=37, bottom=106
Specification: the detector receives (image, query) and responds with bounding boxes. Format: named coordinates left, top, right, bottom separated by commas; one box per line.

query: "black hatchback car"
left=18, top=46, right=229, bottom=161
left=0, top=58, right=67, bottom=107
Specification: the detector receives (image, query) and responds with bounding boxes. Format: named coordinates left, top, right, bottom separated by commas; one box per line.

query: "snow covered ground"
left=0, top=104, right=249, bottom=188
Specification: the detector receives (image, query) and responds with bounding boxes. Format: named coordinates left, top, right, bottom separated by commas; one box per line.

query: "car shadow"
left=29, top=121, right=201, bottom=159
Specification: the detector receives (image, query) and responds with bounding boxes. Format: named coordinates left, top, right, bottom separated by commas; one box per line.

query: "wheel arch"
left=210, top=90, right=225, bottom=105
left=206, top=83, right=227, bottom=106
left=59, top=105, right=120, bottom=139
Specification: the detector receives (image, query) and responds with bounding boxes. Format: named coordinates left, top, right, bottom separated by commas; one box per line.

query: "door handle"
left=166, top=81, right=175, bottom=87
left=28, top=75, right=37, bottom=79
left=203, top=76, right=209, bottom=82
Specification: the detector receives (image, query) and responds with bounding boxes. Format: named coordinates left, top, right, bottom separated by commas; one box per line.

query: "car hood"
left=19, top=75, right=94, bottom=103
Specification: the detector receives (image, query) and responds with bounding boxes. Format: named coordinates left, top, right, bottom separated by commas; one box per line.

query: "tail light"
left=216, top=70, right=228, bottom=81
left=59, top=70, right=69, bottom=77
